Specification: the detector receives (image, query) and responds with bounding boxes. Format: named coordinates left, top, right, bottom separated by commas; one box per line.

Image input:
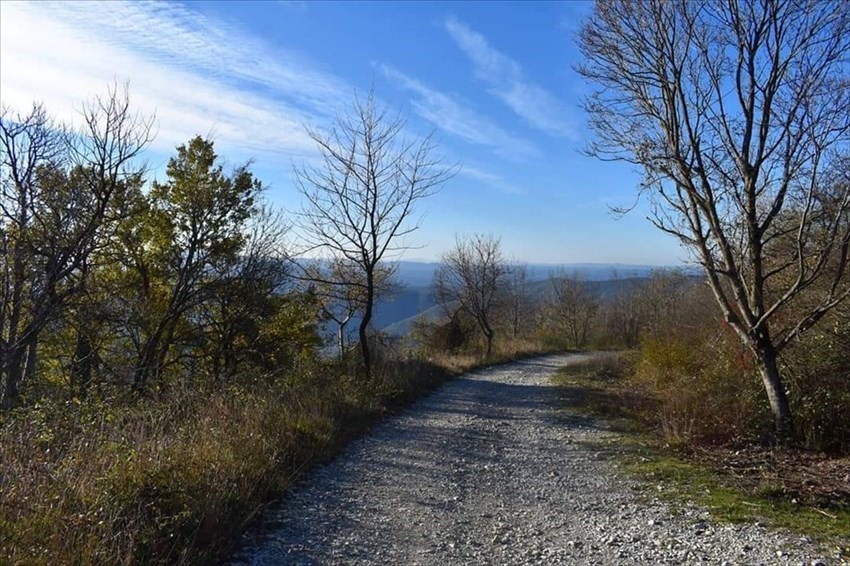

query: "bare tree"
left=603, top=290, right=642, bottom=348
left=577, top=0, right=850, bottom=438
left=600, top=270, right=644, bottom=348
left=504, top=261, right=532, bottom=339
left=435, top=234, right=508, bottom=356
left=547, top=272, right=598, bottom=349
left=295, top=90, right=454, bottom=378
left=637, top=270, right=692, bottom=337
left=0, top=86, right=152, bottom=406
left=307, top=258, right=396, bottom=362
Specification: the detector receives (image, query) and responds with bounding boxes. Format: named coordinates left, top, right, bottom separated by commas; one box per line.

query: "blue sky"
left=0, top=0, right=686, bottom=265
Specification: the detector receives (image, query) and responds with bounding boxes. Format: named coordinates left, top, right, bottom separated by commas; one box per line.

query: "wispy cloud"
left=378, top=64, right=539, bottom=160
left=0, top=1, right=349, bottom=160
left=459, top=165, right=526, bottom=195
left=444, top=17, right=576, bottom=139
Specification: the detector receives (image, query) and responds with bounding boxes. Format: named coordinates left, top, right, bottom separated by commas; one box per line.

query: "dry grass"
left=425, top=338, right=558, bottom=373
left=553, top=352, right=850, bottom=548
left=0, top=376, right=340, bottom=564
left=0, top=340, right=555, bottom=565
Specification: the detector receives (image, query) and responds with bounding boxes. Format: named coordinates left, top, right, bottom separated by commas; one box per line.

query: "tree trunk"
left=482, top=319, right=494, bottom=357
left=23, top=336, right=38, bottom=385
left=213, top=327, right=237, bottom=382
left=134, top=312, right=179, bottom=391
left=70, top=332, right=94, bottom=397
left=134, top=341, right=154, bottom=390
left=338, top=320, right=347, bottom=363
left=755, top=337, right=793, bottom=442
left=211, top=341, right=222, bottom=382
left=134, top=330, right=164, bottom=391
left=358, top=318, right=371, bottom=379
left=1, top=349, right=24, bottom=409
left=223, top=328, right=237, bottom=380
left=359, top=269, right=374, bottom=379
left=512, top=302, right=520, bottom=339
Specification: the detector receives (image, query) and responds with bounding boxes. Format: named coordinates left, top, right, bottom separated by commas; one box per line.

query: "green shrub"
left=782, top=310, right=850, bottom=453
left=631, top=331, right=771, bottom=447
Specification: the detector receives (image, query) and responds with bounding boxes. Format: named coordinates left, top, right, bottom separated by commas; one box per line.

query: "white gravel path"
left=231, top=353, right=836, bottom=565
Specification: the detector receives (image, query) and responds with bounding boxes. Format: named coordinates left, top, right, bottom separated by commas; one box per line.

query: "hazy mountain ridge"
left=388, top=260, right=698, bottom=287
left=375, top=263, right=702, bottom=336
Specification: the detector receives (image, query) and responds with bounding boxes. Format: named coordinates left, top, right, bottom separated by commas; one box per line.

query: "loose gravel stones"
left=231, top=353, right=836, bottom=565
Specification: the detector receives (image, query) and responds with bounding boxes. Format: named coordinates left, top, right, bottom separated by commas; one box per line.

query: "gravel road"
left=231, top=353, right=835, bottom=565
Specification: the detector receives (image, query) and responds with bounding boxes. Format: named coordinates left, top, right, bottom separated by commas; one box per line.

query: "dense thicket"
left=0, top=90, right=336, bottom=563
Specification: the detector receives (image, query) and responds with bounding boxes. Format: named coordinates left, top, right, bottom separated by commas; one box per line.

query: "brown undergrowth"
left=553, top=353, right=850, bottom=547
left=0, top=341, right=555, bottom=565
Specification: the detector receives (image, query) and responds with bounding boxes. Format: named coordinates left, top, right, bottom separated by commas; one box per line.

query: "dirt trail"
left=231, top=353, right=830, bottom=565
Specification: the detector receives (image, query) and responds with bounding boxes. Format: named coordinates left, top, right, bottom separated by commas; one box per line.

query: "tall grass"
left=0, top=341, right=554, bottom=565
left=1, top=374, right=340, bottom=564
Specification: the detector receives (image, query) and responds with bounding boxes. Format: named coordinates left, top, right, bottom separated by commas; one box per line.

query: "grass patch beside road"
left=552, top=353, right=850, bottom=556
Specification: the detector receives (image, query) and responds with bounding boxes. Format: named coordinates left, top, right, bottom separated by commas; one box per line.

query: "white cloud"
left=444, top=17, right=577, bottom=139
left=459, top=165, right=526, bottom=195
left=0, top=1, right=349, bottom=160
left=378, top=64, right=539, bottom=160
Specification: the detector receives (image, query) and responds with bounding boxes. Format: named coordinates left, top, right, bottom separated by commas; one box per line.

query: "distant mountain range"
left=369, top=262, right=703, bottom=337
left=387, top=260, right=698, bottom=287
left=299, top=259, right=703, bottom=342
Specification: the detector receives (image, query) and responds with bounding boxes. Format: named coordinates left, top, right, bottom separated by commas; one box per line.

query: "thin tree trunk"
left=512, top=301, right=520, bottom=339
left=359, top=310, right=372, bottom=379
left=755, top=337, right=793, bottom=442
left=1, top=349, right=24, bottom=409
left=359, top=269, right=374, bottom=379
left=338, top=321, right=347, bottom=362
left=211, top=343, right=222, bottom=382
left=134, top=309, right=181, bottom=390
left=482, top=318, right=494, bottom=357
left=0, top=347, right=5, bottom=407
left=23, top=336, right=38, bottom=384
left=212, top=325, right=237, bottom=382
left=223, top=328, right=237, bottom=380
left=134, top=328, right=165, bottom=391
left=70, top=332, right=93, bottom=397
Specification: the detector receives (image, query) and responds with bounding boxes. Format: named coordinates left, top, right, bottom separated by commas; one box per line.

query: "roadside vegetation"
left=551, top=0, right=849, bottom=552
left=1, top=342, right=561, bottom=565
left=552, top=283, right=850, bottom=550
